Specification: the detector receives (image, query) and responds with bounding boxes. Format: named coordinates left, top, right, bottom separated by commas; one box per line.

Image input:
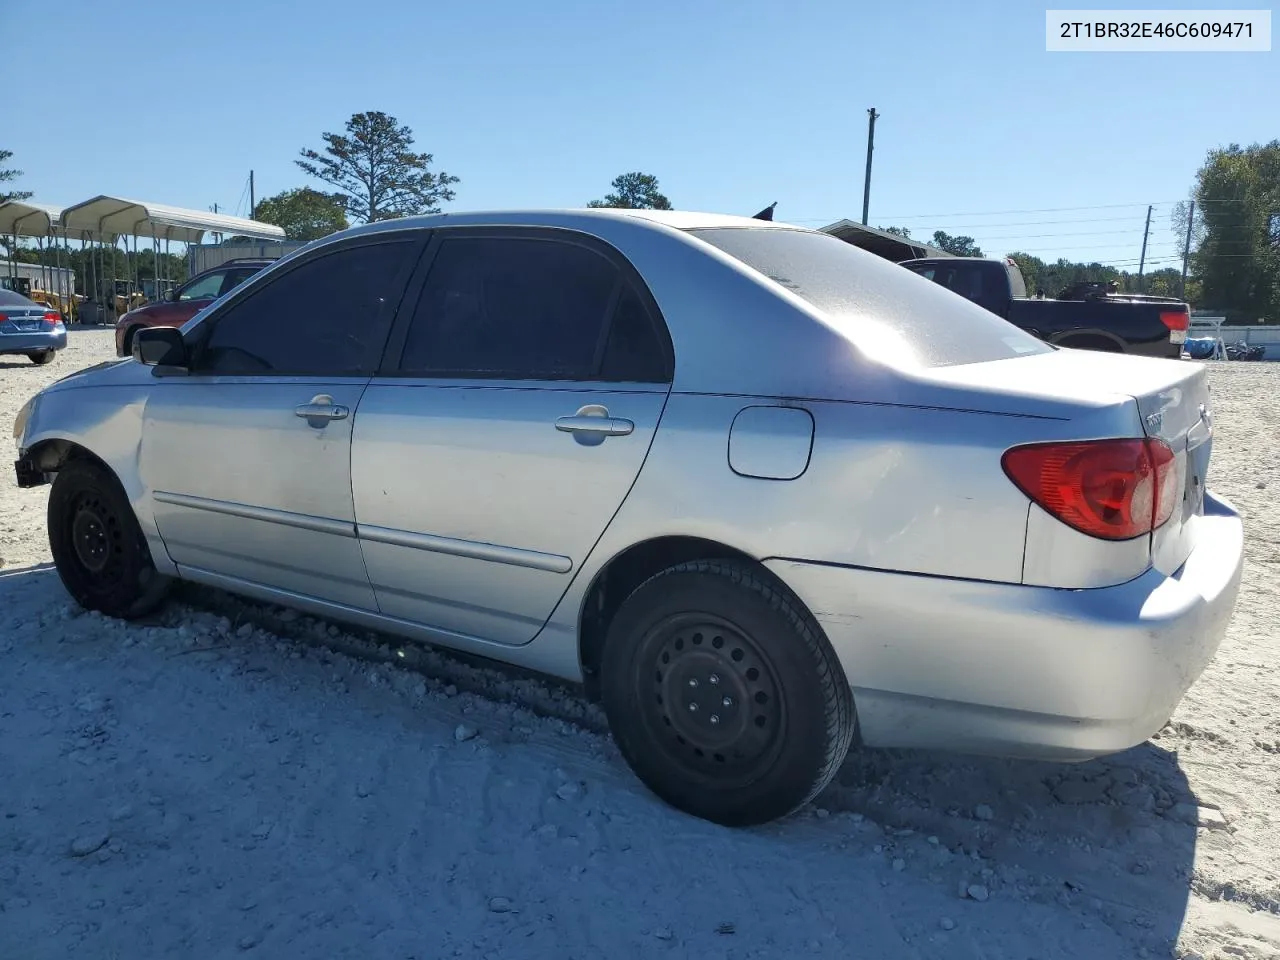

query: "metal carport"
left=0, top=201, right=72, bottom=303
left=820, top=219, right=953, bottom=263
left=59, top=196, right=285, bottom=318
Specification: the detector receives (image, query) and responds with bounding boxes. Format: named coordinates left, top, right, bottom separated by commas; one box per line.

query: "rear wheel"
left=1056, top=335, right=1124, bottom=353
left=47, top=459, right=170, bottom=619
left=600, top=560, right=855, bottom=826
left=27, top=350, right=55, bottom=365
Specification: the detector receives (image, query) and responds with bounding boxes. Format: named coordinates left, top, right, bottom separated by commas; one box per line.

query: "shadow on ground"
left=0, top=564, right=1199, bottom=957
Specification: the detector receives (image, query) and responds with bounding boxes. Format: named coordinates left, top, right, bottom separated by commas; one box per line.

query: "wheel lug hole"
left=688, top=702, right=698, bottom=713
left=722, top=696, right=733, bottom=707
left=687, top=678, right=698, bottom=688
left=709, top=715, right=720, bottom=725
left=708, top=674, right=720, bottom=685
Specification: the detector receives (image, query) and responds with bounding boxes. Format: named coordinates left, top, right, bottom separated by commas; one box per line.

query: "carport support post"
left=861, top=107, right=879, bottom=226
left=1137, top=204, right=1153, bottom=291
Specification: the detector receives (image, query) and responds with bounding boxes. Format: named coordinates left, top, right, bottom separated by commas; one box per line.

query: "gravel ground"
left=1, top=330, right=1278, bottom=960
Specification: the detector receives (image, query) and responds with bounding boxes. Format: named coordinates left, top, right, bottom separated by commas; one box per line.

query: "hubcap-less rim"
left=641, top=614, right=785, bottom=784
left=68, top=493, right=124, bottom=584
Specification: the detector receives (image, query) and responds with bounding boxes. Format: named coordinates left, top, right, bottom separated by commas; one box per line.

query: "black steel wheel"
left=48, top=459, right=171, bottom=619
left=601, top=560, right=855, bottom=827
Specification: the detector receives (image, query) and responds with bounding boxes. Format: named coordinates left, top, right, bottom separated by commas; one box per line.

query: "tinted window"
left=193, top=240, right=416, bottom=376
left=0, top=289, right=37, bottom=308
left=220, top=267, right=261, bottom=296
left=689, top=228, right=1052, bottom=368
left=399, top=236, right=621, bottom=379
left=599, top=286, right=669, bottom=382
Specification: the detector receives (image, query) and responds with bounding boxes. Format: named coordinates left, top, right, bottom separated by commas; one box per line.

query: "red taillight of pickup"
left=43, top=311, right=61, bottom=328
left=1160, top=308, right=1189, bottom=332
left=1002, top=438, right=1179, bottom=541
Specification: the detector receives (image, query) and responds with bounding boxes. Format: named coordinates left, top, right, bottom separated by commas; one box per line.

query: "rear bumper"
left=765, top=491, right=1245, bottom=760
left=0, top=330, right=67, bottom=354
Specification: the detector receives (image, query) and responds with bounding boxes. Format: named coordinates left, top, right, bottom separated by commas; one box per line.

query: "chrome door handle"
left=295, top=394, right=349, bottom=423
left=555, top=415, right=634, bottom=437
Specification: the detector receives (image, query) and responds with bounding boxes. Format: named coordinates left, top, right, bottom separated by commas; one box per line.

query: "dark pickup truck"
left=900, top=256, right=1189, bottom=358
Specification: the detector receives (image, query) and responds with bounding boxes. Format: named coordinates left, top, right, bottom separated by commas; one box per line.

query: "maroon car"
left=115, top=259, right=271, bottom=357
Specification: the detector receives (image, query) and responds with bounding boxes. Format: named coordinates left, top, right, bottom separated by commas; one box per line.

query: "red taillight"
left=1002, top=438, right=1179, bottom=541
left=43, top=311, right=61, bottom=328
left=1159, top=309, right=1189, bottom=332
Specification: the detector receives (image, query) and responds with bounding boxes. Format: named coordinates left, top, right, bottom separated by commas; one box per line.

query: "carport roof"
left=0, top=200, right=63, bottom=238
left=820, top=219, right=954, bottom=262
left=60, top=195, right=286, bottom=243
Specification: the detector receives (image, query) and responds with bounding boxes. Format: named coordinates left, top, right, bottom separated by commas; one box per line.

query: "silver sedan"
left=13, top=210, right=1245, bottom=827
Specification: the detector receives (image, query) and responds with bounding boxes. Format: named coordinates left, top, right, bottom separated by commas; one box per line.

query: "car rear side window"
left=192, top=239, right=418, bottom=377
left=397, top=235, right=669, bottom=381
left=219, top=267, right=260, bottom=296
left=689, top=227, right=1052, bottom=367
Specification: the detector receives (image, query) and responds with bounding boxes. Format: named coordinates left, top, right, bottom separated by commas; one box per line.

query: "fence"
left=187, top=241, right=309, bottom=276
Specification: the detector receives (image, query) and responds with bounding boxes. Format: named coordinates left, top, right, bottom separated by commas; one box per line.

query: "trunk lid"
left=0, top=305, right=50, bottom=334
left=912, top=348, right=1211, bottom=574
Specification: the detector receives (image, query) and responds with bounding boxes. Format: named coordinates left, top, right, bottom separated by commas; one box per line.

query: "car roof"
left=338, top=207, right=806, bottom=241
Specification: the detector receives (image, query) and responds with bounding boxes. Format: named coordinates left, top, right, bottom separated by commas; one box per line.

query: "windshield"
left=688, top=227, right=1052, bottom=368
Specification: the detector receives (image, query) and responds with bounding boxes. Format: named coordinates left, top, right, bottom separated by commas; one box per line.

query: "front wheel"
left=47, top=459, right=171, bottom=619
left=27, top=350, right=55, bottom=365
left=600, top=560, right=855, bottom=827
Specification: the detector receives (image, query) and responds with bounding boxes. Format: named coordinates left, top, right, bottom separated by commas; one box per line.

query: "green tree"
left=297, top=111, right=459, bottom=224
left=878, top=226, right=912, bottom=238
left=587, top=172, right=672, bottom=210
left=253, top=187, right=349, bottom=241
left=1188, top=140, right=1280, bottom=322
left=0, top=149, right=32, bottom=204
left=931, top=230, right=983, bottom=257
left=1006, top=251, right=1045, bottom=293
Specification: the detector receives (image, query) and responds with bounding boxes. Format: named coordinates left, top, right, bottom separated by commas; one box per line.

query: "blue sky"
left=6, top=0, right=1275, bottom=268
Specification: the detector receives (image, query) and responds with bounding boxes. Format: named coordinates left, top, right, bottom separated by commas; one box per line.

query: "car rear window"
left=687, top=227, right=1052, bottom=368
left=0, top=289, right=37, bottom=308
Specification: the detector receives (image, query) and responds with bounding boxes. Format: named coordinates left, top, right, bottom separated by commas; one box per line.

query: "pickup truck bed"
left=901, top=257, right=1189, bottom=359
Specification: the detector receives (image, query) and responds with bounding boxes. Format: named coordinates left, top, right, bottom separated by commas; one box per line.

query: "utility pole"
left=1137, top=203, right=1153, bottom=291
left=249, top=170, right=256, bottom=220
left=1180, top=200, right=1196, bottom=298
left=861, top=107, right=879, bottom=226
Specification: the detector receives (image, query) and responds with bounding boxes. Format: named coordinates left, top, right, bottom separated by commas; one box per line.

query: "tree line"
left=3, top=131, right=1276, bottom=321
left=250, top=112, right=671, bottom=242
left=879, top=140, right=1279, bottom=321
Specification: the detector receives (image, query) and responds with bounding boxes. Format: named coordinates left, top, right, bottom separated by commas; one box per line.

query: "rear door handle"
left=295, top=394, right=349, bottom=423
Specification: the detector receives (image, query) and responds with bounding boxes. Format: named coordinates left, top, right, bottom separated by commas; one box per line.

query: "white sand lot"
left=2, top=330, right=1278, bottom=959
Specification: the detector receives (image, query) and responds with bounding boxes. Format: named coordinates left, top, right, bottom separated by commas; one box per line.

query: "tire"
left=47, top=459, right=171, bottom=619
left=120, top=326, right=137, bottom=357
left=27, top=350, right=55, bottom=365
left=1056, top=336, right=1123, bottom=353
left=600, top=559, right=855, bottom=827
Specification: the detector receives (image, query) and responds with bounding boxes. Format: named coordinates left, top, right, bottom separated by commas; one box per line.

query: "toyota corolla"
left=12, top=209, right=1244, bottom=827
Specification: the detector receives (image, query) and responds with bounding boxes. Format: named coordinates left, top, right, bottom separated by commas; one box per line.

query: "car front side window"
left=190, top=239, right=419, bottom=377
left=178, top=272, right=226, bottom=301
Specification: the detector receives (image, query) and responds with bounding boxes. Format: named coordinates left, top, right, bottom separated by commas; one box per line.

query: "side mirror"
left=134, top=326, right=188, bottom=369
left=166, top=288, right=181, bottom=302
